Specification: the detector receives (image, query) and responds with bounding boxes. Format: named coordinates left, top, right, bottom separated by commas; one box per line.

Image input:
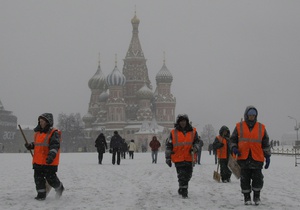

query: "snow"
left=1, top=152, right=299, bottom=210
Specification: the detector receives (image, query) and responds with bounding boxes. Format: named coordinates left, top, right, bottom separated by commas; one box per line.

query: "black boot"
left=181, top=188, right=188, bottom=199
left=244, top=193, right=251, bottom=205
left=35, top=192, right=46, bottom=201
left=178, top=188, right=183, bottom=195
left=253, top=191, right=261, bottom=205
left=55, top=184, right=64, bottom=199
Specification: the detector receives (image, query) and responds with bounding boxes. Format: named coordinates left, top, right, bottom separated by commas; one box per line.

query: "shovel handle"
left=18, top=125, right=33, bottom=157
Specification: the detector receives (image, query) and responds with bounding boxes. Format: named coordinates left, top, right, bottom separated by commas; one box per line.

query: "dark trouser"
left=112, top=149, right=121, bottom=165
left=214, top=153, right=217, bottom=164
left=197, top=150, right=202, bottom=164
left=175, top=162, right=193, bottom=189
left=240, top=168, right=264, bottom=194
left=219, top=159, right=232, bottom=181
left=34, top=168, right=61, bottom=193
left=98, top=152, right=104, bottom=164
left=129, top=151, right=134, bottom=159
left=151, top=150, right=158, bottom=163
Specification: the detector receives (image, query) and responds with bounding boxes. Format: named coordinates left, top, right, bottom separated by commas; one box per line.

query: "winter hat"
left=38, top=113, right=53, bottom=126
left=114, top=131, right=118, bottom=135
left=247, top=109, right=257, bottom=116
left=176, top=114, right=189, bottom=124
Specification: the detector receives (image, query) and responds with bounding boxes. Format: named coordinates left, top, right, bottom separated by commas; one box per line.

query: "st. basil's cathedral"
left=82, top=12, right=176, bottom=151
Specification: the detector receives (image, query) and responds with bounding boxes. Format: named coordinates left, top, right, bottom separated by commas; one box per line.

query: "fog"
left=1, top=0, right=300, bottom=141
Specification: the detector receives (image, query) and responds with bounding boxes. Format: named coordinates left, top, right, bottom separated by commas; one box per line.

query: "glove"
left=232, top=147, right=241, bottom=156
left=24, top=142, right=34, bottom=150
left=109, top=148, right=113, bottom=153
left=166, top=159, right=172, bottom=167
left=190, top=146, right=198, bottom=153
left=46, top=152, right=56, bottom=164
left=265, top=156, right=270, bottom=169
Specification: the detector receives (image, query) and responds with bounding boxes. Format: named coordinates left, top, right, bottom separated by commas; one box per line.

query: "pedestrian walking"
left=95, top=133, right=107, bottom=164
left=196, top=137, right=204, bottom=165
left=24, top=113, right=64, bottom=200
left=165, top=114, right=200, bottom=198
left=213, top=126, right=232, bottom=183
left=149, top=136, right=161, bottom=163
left=110, top=131, right=123, bottom=165
left=230, top=106, right=271, bottom=205
left=121, top=139, right=128, bottom=159
left=128, top=139, right=136, bottom=159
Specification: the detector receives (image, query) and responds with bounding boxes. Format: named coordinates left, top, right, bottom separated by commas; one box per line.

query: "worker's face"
left=39, top=118, right=48, bottom=129
left=179, top=120, right=187, bottom=128
left=248, top=115, right=256, bottom=121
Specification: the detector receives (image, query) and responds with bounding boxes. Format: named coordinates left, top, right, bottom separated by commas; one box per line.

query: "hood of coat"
left=34, top=113, right=53, bottom=132
left=244, top=106, right=258, bottom=128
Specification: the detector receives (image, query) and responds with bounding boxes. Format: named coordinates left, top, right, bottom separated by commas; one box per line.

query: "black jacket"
left=110, top=134, right=123, bottom=150
left=95, top=133, right=107, bottom=153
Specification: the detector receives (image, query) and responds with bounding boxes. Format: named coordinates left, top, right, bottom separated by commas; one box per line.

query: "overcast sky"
left=1, top=0, right=300, bottom=141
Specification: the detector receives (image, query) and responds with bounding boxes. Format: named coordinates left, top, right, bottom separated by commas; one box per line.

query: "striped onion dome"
left=106, top=64, right=126, bottom=86
left=88, top=64, right=106, bottom=90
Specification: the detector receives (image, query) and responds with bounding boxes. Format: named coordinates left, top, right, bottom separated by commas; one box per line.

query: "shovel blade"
left=213, top=171, right=221, bottom=182
left=228, top=155, right=241, bottom=179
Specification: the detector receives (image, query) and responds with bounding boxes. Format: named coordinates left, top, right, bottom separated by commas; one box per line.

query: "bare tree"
left=200, top=124, right=216, bottom=150
left=57, top=113, right=84, bottom=152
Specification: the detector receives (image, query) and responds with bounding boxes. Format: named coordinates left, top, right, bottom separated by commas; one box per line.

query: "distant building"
left=0, top=100, right=18, bottom=152
left=83, top=12, right=176, bottom=151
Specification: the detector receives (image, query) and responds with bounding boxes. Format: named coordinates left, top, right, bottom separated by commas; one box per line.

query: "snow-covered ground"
left=1, top=151, right=299, bottom=210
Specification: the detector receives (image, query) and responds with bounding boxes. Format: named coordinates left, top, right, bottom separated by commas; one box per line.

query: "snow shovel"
left=213, top=161, right=221, bottom=182
left=228, top=154, right=241, bottom=179
left=18, top=125, right=52, bottom=195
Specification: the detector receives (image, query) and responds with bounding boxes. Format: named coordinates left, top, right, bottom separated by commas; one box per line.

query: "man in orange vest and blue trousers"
left=230, top=106, right=271, bottom=205
left=25, top=113, right=64, bottom=201
left=165, top=114, right=200, bottom=198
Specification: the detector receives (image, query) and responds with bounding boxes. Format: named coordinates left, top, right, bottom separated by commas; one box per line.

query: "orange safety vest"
left=236, top=121, right=265, bottom=162
left=171, top=128, right=196, bottom=163
left=33, top=128, right=61, bottom=166
left=216, top=135, right=228, bottom=159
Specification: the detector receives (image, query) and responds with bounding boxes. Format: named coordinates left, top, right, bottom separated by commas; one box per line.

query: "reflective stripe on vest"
left=171, top=128, right=196, bottom=163
left=236, top=121, right=265, bottom=162
left=33, top=128, right=60, bottom=166
left=216, top=135, right=227, bottom=159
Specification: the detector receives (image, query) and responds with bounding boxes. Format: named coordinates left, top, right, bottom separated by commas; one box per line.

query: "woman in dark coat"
left=95, top=133, right=107, bottom=164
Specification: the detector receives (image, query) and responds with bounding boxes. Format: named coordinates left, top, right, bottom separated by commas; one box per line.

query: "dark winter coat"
left=32, top=113, right=60, bottom=172
left=95, top=133, right=107, bottom=153
left=110, top=134, right=123, bottom=151
left=198, top=139, right=204, bottom=151
left=165, top=121, right=200, bottom=167
left=149, top=138, right=161, bottom=151
left=230, top=105, right=271, bottom=169
left=122, top=140, right=128, bottom=152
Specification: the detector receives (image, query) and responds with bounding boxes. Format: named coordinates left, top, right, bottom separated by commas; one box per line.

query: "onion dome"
left=156, top=59, right=173, bottom=83
left=82, top=112, right=96, bottom=122
left=99, top=90, right=109, bottom=102
left=136, top=84, right=153, bottom=99
left=88, top=61, right=106, bottom=90
left=131, top=11, right=140, bottom=25
left=106, top=56, right=126, bottom=86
